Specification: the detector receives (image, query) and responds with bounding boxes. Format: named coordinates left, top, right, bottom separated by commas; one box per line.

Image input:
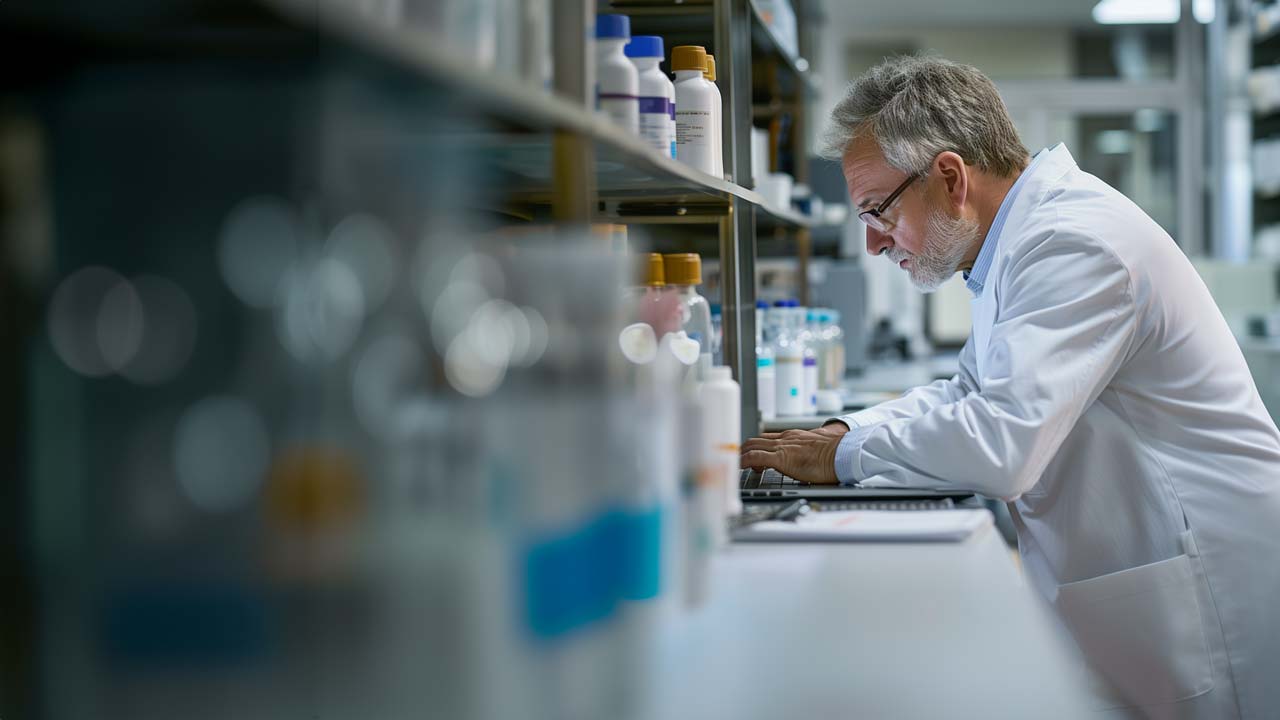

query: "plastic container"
left=772, top=300, right=804, bottom=417
left=823, top=309, right=846, bottom=389
left=797, top=304, right=818, bottom=415
left=755, top=300, right=776, bottom=421
left=703, top=54, right=724, bottom=177
left=709, top=303, right=723, bottom=365
left=699, top=365, right=742, bottom=521
left=672, top=45, right=717, bottom=176
left=662, top=253, right=713, bottom=371
left=595, top=14, right=639, bottom=134
left=626, top=36, right=676, bottom=159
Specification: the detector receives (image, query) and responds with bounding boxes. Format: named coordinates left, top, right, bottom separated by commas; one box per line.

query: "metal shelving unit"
left=258, top=0, right=818, bottom=437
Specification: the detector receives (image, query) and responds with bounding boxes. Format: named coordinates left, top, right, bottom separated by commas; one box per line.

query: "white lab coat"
left=834, top=144, right=1280, bottom=719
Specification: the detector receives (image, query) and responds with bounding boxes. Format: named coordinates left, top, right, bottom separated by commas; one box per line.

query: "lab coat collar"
left=964, top=143, right=1077, bottom=297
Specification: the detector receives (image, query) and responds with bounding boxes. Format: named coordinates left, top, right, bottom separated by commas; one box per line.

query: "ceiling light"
left=1092, top=0, right=1214, bottom=24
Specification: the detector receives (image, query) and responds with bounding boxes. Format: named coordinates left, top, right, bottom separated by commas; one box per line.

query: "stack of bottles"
left=593, top=15, right=724, bottom=177
left=617, top=250, right=740, bottom=606
left=757, top=300, right=847, bottom=419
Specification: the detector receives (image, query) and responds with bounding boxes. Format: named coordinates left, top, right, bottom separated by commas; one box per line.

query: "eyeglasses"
left=857, top=173, right=922, bottom=233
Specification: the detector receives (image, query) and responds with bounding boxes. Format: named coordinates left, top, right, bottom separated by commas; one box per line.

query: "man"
left=743, top=56, right=1280, bottom=719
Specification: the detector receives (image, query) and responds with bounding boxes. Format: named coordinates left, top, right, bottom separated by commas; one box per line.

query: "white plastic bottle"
left=699, top=365, right=742, bottom=522
left=672, top=45, right=717, bottom=176
left=825, top=309, right=846, bottom=389
left=626, top=35, right=676, bottom=159
left=798, top=305, right=818, bottom=415
left=755, top=300, right=776, bottom=421
left=772, top=300, right=804, bottom=417
left=595, top=14, right=639, bottom=134
left=703, top=54, right=724, bottom=178
left=662, top=253, right=713, bottom=371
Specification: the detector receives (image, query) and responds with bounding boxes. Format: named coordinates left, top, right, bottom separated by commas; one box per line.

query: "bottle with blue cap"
left=772, top=299, right=804, bottom=416
left=625, top=35, right=676, bottom=159
left=755, top=300, right=776, bottom=420
left=796, top=304, right=819, bottom=415
left=595, top=14, right=639, bottom=134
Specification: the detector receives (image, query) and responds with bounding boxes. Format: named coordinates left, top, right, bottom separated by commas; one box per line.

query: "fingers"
left=757, top=430, right=814, bottom=441
left=742, top=436, right=778, bottom=453
left=743, top=429, right=818, bottom=453
left=741, top=449, right=782, bottom=471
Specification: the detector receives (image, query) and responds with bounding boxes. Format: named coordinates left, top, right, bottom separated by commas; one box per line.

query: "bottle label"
left=638, top=96, right=675, bottom=157
left=676, top=109, right=711, bottom=148
left=757, top=357, right=774, bottom=368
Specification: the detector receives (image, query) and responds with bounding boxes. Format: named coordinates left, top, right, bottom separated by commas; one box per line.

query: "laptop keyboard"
left=740, top=468, right=803, bottom=489
left=738, top=469, right=960, bottom=510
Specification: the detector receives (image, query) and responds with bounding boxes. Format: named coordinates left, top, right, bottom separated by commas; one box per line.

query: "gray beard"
left=887, top=207, right=980, bottom=293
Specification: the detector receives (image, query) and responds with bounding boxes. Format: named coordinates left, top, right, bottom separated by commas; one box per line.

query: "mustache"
left=885, top=246, right=913, bottom=264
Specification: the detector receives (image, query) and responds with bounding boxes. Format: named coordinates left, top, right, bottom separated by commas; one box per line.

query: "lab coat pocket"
left=1056, top=554, right=1214, bottom=710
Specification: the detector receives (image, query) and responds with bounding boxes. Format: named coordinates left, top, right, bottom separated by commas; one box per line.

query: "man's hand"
left=740, top=423, right=850, bottom=485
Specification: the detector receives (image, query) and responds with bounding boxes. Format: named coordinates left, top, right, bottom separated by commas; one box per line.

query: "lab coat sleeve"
left=826, top=338, right=980, bottom=430
left=843, top=230, right=1138, bottom=501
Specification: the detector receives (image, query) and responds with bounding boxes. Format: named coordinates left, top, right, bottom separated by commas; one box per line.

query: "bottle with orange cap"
left=624, top=251, right=680, bottom=334
left=661, top=252, right=713, bottom=370
left=671, top=45, right=718, bottom=177
left=703, top=54, right=724, bottom=178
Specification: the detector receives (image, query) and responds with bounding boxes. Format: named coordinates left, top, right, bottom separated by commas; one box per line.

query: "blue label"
left=757, top=357, right=774, bottom=368
left=523, top=515, right=618, bottom=640
left=616, top=508, right=662, bottom=601
left=790, top=387, right=798, bottom=397
left=803, top=357, right=817, bottom=367
left=638, top=96, right=670, bottom=114
left=522, top=506, right=664, bottom=639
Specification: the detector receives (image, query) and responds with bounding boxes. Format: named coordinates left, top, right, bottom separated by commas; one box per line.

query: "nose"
left=866, top=226, right=893, bottom=257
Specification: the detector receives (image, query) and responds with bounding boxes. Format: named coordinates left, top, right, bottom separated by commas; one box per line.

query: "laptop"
left=740, top=467, right=972, bottom=501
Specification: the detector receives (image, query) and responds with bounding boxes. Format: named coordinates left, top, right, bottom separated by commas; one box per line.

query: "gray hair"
left=820, top=55, right=1028, bottom=178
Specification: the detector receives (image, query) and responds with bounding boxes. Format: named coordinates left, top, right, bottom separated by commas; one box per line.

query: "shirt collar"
left=963, top=146, right=1053, bottom=297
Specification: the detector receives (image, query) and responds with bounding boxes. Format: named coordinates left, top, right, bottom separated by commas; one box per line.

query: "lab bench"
left=643, top=524, right=1092, bottom=718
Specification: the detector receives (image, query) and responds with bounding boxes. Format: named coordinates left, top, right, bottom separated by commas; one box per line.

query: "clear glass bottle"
left=662, top=253, right=713, bottom=373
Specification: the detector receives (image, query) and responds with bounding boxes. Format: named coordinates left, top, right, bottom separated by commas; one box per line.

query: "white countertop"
left=642, top=525, right=1092, bottom=719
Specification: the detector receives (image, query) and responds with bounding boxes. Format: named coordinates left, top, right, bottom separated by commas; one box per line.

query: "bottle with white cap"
left=671, top=45, right=717, bottom=176
left=595, top=14, right=639, bottom=134
left=703, top=54, right=724, bottom=178
left=625, top=35, right=676, bottom=159
left=698, top=365, right=742, bottom=527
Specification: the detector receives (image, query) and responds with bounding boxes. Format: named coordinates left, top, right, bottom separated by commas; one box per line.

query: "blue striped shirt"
left=963, top=146, right=1051, bottom=297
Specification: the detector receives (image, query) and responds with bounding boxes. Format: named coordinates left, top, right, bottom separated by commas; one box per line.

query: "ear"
left=932, top=151, right=968, bottom=211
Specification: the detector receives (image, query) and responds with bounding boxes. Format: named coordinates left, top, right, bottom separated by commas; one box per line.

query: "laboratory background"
left=0, top=0, right=1277, bottom=718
